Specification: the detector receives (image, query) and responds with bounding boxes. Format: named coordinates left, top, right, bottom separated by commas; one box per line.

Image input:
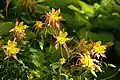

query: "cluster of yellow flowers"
left=2, top=8, right=65, bottom=60
left=2, top=21, right=28, bottom=59
left=1, top=8, right=113, bottom=78
left=72, top=39, right=112, bottom=77
left=32, top=8, right=72, bottom=64
left=32, top=9, right=112, bottom=75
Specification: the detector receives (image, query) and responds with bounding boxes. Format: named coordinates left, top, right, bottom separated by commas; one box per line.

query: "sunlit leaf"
left=91, top=70, right=97, bottom=77
left=108, top=64, right=116, bottom=68
left=0, top=22, right=13, bottom=36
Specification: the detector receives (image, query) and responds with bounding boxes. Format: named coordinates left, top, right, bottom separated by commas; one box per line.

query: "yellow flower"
left=92, top=41, right=106, bottom=58
left=34, top=21, right=43, bottom=29
left=54, top=31, right=72, bottom=50
left=56, top=31, right=70, bottom=45
left=3, top=40, right=20, bottom=59
left=7, top=40, right=16, bottom=47
left=58, top=58, right=66, bottom=65
left=80, top=54, right=101, bottom=72
left=80, top=55, right=93, bottom=69
left=93, top=41, right=106, bottom=54
left=14, top=22, right=27, bottom=33
left=54, top=31, right=72, bottom=57
left=10, top=22, right=27, bottom=41
left=44, top=8, right=63, bottom=29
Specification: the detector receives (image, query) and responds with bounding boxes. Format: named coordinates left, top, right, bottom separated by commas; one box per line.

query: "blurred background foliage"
left=0, top=0, right=120, bottom=80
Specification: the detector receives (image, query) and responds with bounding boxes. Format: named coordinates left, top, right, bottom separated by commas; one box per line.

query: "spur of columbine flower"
left=79, top=54, right=102, bottom=77
left=43, top=8, right=63, bottom=29
left=34, top=21, right=43, bottom=30
left=10, top=21, right=27, bottom=41
left=92, top=41, right=106, bottom=59
left=54, top=31, right=72, bottom=52
left=2, top=40, right=20, bottom=60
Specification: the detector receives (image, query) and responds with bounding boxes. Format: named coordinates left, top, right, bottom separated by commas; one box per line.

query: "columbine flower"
left=43, top=8, right=63, bottom=29
left=79, top=54, right=102, bottom=74
left=54, top=31, right=72, bottom=50
left=92, top=41, right=106, bottom=58
left=34, top=21, right=43, bottom=30
left=2, top=40, right=20, bottom=59
left=13, top=22, right=27, bottom=33
left=58, top=58, right=66, bottom=65
left=10, top=22, right=27, bottom=41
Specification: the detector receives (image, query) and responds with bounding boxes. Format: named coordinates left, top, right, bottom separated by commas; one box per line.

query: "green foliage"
left=0, top=0, right=120, bottom=80
left=0, top=22, right=13, bottom=36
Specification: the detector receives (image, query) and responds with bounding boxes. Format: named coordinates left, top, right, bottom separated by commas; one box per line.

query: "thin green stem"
left=79, top=76, right=82, bottom=80
left=79, top=70, right=88, bottom=79
left=60, top=46, right=63, bottom=57
left=6, top=58, right=10, bottom=68
left=58, top=65, right=62, bottom=80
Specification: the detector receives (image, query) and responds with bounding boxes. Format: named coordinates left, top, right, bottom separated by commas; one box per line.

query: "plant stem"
left=79, top=70, right=88, bottom=79
left=58, top=65, right=62, bottom=80
left=60, top=46, right=63, bottom=57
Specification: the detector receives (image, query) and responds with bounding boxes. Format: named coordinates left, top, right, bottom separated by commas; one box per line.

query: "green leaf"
left=0, top=13, right=5, bottom=19
left=34, top=4, right=49, bottom=14
left=30, top=48, right=37, bottom=53
left=77, top=28, right=114, bottom=42
left=50, top=63, right=59, bottom=70
left=115, top=41, right=120, bottom=58
left=77, top=1, right=94, bottom=15
left=11, top=0, right=21, bottom=7
left=32, top=59, right=41, bottom=67
left=101, top=0, right=120, bottom=13
left=21, top=16, right=35, bottom=24
left=36, top=0, right=45, bottom=3
left=31, top=49, right=45, bottom=67
left=91, top=70, right=97, bottom=77
left=94, top=3, right=100, bottom=10
left=85, top=77, right=89, bottom=80
left=69, top=78, right=74, bottom=80
left=61, top=73, right=69, bottom=80
left=68, top=5, right=82, bottom=13
left=39, top=41, right=44, bottom=50
left=97, top=68, right=120, bottom=80
left=108, top=64, right=116, bottom=68
left=26, top=30, right=35, bottom=40
left=0, top=22, right=13, bottom=36
left=92, top=15, right=120, bottom=30
left=61, top=8, right=87, bottom=30
left=22, top=41, right=29, bottom=45
left=43, top=0, right=77, bottom=8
